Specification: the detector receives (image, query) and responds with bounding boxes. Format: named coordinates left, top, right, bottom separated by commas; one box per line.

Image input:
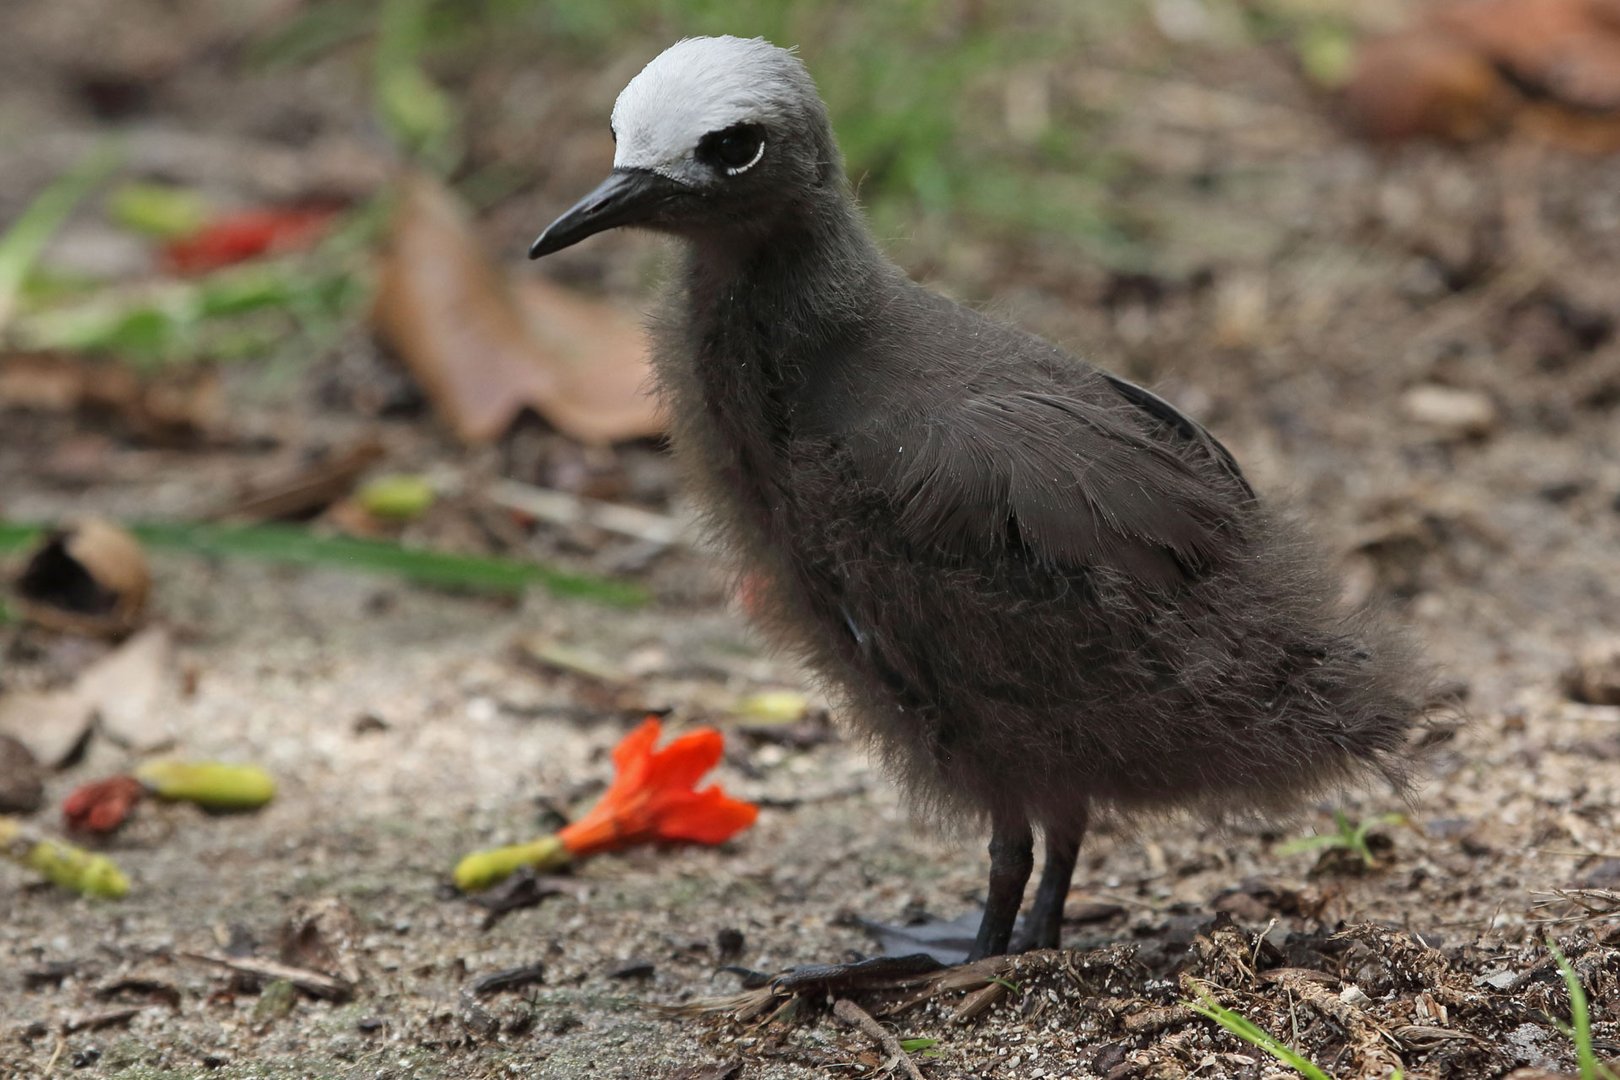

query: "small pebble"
left=607, top=959, right=655, bottom=979
left=1399, top=384, right=1498, bottom=439
left=0, top=734, right=46, bottom=813
left=1563, top=639, right=1620, bottom=706
left=716, top=927, right=746, bottom=961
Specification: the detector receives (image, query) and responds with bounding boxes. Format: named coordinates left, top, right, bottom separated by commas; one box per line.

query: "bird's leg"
left=1015, top=812, right=1087, bottom=953
left=968, top=812, right=1034, bottom=961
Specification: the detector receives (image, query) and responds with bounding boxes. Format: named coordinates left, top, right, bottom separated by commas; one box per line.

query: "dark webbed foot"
left=764, top=953, right=946, bottom=996
left=736, top=810, right=1080, bottom=1003
left=967, top=813, right=1034, bottom=961
left=1013, top=812, right=1087, bottom=953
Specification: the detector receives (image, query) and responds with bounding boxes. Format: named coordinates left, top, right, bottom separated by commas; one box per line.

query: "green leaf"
left=898, top=1037, right=939, bottom=1054
left=0, top=522, right=44, bottom=553
left=107, top=182, right=209, bottom=238
left=1279, top=810, right=1402, bottom=867
left=0, top=146, right=119, bottom=331
left=0, top=521, right=646, bottom=607
left=1186, top=988, right=1333, bottom=1080
left=374, top=0, right=458, bottom=169
left=134, top=522, right=647, bottom=605
left=1296, top=23, right=1356, bottom=89
left=249, top=0, right=374, bottom=69
left=15, top=260, right=365, bottom=367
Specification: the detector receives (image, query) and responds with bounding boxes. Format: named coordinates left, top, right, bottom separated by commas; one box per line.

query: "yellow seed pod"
left=733, top=690, right=810, bottom=724
left=134, top=761, right=276, bottom=810
left=2, top=821, right=130, bottom=899
left=358, top=474, right=436, bottom=520
left=453, top=834, right=569, bottom=892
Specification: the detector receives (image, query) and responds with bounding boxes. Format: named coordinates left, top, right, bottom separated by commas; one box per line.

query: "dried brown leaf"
left=216, top=438, right=385, bottom=523
left=0, top=689, right=96, bottom=767
left=0, top=624, right=177, bottom=763
left=1347, top=0, right=1620, bottom=149
left=372, top=173, right=661, bottom=446
left=513, top=276, right=662, bottom=444
left=0, top=353, right=223, bottom=444
left=1435, top=0, right=1620, bottom=111
left=74, top=625, right=176, bottom=751
left=0, top=735, right=45, bottom=813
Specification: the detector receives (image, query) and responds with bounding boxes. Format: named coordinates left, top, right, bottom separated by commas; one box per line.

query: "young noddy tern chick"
left=530, top=36, right=1429, bottom=967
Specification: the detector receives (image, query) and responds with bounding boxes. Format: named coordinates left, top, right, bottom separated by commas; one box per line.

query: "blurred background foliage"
left=248, top=0, right=1366, bottom=268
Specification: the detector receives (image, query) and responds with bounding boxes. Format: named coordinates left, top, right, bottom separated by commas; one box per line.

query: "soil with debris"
left=2, top=2, right=1619, bottom=1078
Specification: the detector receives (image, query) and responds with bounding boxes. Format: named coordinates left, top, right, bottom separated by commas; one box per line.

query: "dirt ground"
left=2, top=1, right=1619, bottom=1078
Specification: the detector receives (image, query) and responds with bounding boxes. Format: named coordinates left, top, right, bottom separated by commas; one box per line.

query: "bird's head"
left=529, top=36, right=838, bottom=258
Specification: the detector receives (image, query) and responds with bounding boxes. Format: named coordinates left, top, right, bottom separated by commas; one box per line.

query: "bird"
left=529, top=36, right=1430, bottom=965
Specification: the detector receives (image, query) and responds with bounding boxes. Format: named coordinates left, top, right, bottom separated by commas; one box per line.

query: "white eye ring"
left=724, top=135, right=766, bottom=176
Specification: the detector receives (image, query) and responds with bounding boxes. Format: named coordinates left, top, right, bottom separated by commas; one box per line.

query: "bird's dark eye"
left=698, top=123, right=766, bottom=175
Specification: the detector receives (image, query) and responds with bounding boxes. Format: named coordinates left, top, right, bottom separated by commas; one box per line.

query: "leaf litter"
left=3, top=1, right=1620, bottom=1077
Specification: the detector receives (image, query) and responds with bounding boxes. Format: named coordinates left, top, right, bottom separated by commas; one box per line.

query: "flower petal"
left=645, top=727, right=724, bottom=791
left=650, top=786, right=759, bottom=845
left=611, top=716, right=662, bottom=775
left=557, top=802, right=640, bottom=856
left=596, top=716, right=660, bottom=805
left=62, top=775, right=145, bottom=834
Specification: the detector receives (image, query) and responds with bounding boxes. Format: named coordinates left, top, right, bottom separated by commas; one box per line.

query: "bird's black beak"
left=529, top=168, right=685, bottom=258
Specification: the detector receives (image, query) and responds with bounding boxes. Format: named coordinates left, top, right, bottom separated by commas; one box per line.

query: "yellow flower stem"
left=0, top=815, right=129, bottom=899
left=453, top=834, right=571, bottom=892
left=134, top=761, right=276, bottom=810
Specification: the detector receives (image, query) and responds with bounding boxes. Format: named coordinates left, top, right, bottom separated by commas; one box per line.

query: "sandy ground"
left=3, top=1, right=1620, bottom=1077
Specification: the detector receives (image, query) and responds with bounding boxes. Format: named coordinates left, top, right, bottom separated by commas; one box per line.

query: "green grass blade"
left=373, top=0, right=457, bottom=170
left=0, top=521, right=646, bottom=607
left=0, top=146, right=120, bottom=330
left=1187, top=992, right=1334, bottom=1080
left=0, top=522, right=45, bottom=553
left=1550, top=942, right=1620, bottom=1080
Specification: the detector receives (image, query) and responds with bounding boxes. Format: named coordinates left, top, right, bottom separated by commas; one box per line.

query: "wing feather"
left=848, top=377, right=1250, bottom=585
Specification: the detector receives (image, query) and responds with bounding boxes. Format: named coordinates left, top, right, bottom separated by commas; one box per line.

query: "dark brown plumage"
left=531, top=36, right=1430, bottom=961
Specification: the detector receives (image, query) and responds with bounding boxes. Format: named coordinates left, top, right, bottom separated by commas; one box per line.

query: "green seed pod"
left=135, top=761, right=276, bottom=810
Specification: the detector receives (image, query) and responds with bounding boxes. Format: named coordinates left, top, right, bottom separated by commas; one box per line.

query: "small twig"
left=1252, top=917, right=1278, bottom=973
left=1531, top=888, right=1620, bottom=924
left=467, top=963, right=547, bottom=997
left=62, top=1007, right=141, bottom=1034
left=213, top=438, right=385, bottom=522
left=952, top=981, right=1007, bottom=1023
left=485, top=479, right=690, bottom=547
left=42, top=1034, right=65, bottom=1074
left=832, top=998, right=925, bottom=1080
left=179, top=951, right=353, bottom=1001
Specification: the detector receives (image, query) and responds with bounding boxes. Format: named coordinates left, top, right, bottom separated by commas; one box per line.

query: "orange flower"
left=557, top=717, right=758, bottom=856
left=453, top=718, right=758, bottom=891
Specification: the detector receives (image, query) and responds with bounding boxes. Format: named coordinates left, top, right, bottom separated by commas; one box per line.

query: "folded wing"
left=847, top=375, right=1252, bottom=587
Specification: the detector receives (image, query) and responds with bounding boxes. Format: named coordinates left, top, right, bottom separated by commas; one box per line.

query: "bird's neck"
left=687, top=195, right=884, bottom=338
left=678, top=192, right=886, bottom=408
left=668, top=191, right=887, bottom=516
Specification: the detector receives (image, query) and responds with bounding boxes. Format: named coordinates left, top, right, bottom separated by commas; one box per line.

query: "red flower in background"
left=556, top=717, right=758, bottom=857
left=62, top=775, right=145, bottom=833
left=163, top=206, right=339, bottom=274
